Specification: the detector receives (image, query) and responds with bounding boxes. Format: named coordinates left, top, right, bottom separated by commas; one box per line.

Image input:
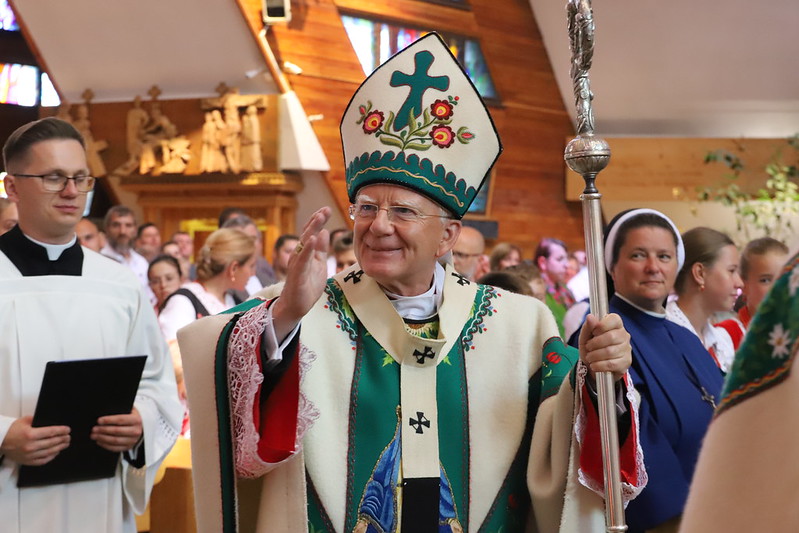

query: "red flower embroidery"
left=546, top=352, right=562, bottom=364
left=430, top=125, right=455, bottom=148
left=430, top=99, right=454, bottom=120
left=362, top=111, right=384, bottom=134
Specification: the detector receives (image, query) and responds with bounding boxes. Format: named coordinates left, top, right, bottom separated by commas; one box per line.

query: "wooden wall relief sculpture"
left=55, top=85, right=294, bottom=241
left=57, top=84, right=274, bottom=180
left=199, top=83, right=267, bottom=174
left=112, top=86, right=193, bottom=176
left=69, top=89, right=109, bottom=177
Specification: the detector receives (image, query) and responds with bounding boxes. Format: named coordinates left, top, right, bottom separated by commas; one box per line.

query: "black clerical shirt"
left=0, top=224, right=83, bottom=276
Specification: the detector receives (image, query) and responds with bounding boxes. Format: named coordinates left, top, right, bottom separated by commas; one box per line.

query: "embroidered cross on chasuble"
left=300, top=264, right=575, bottom=533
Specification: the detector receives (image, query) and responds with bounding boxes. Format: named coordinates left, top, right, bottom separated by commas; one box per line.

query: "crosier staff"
left=564, top=1, right=627, bottom=531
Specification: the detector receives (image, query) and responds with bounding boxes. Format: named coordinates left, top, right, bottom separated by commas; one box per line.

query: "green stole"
left=307, top=275, right=536, bottom=532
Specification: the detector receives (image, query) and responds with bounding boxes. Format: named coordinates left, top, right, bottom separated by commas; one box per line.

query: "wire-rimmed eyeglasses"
left=349, top=202, right=453, bottom=223
left=13, top=173, right=96, bottom=193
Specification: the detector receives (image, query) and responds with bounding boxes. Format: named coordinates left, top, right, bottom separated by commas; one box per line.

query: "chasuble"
left=179, top=264, right=645, bottom=533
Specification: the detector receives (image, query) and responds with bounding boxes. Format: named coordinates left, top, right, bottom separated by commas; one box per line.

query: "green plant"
left=697, top=135, right=799, bottom=245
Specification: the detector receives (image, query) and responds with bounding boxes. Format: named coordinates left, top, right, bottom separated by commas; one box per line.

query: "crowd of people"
left=3, top=148, right=783, bottom=533
left=1, top=32, right=796, bottom=533
left=1, top=117, right=794, bottom=533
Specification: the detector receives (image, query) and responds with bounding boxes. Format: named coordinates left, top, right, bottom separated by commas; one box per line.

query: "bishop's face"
left=352, top=184, right=460, bottom=296
left=4, top=139, right=89, bottom=244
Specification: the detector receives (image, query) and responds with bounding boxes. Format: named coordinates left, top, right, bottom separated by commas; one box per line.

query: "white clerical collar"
left=384, top=262, right=445, bottom=321
left=615, top=292, right=666, bottom=318
left=23, top=231, right=78, bottom=261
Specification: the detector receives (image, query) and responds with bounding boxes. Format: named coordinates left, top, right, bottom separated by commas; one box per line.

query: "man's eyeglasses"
left=13, top=173, right=96, bottom=193
left=349, top=203, right=453, bottom=224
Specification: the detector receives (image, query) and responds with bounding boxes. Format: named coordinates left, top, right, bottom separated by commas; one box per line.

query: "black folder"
left=17, top=355, right=147, bottom=488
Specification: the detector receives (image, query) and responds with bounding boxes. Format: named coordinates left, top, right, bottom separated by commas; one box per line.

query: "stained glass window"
left=341, top=15, right=498, bottom=102
left=0, top=0, right=18, bottom=31
left=0, top=0, right=60, bottom=107
left=0, top=63, right=37, bottom=106
left=0, top=65, right=59, bottom=107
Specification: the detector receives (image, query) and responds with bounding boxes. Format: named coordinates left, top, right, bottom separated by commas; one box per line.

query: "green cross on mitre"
left=389, top=50, right=450, bottom=132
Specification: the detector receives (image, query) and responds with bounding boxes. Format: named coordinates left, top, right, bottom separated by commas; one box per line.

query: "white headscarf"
left=604, top=208, right=685, bottom=271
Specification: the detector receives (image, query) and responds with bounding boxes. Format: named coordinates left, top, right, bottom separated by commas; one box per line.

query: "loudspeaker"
left=263, top=0, right=291, bottom=24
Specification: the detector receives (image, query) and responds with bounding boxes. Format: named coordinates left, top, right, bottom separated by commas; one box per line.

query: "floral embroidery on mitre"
left=355, top=95, right=474, bottom=152
left=361, top=109, right=384, bottom=134
left=768, top=323, right=793, bottom=359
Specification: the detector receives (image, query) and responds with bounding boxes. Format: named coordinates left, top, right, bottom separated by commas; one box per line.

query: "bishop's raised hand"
left=272, top=207, right=332, bottom=341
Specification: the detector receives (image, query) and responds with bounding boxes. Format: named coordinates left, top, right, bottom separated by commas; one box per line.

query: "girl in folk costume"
left=575, top=209, right=725, bottom=533
left=178, top=34, right=645, bottom=533
left=715, top=237, right=790, bottom=348
left=666, top=227, right=743, bottom=373
left=680, top=251, right=799, bottom=533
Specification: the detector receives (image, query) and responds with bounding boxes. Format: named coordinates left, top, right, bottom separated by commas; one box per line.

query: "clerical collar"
left=24, top=232, right=77, bottom=260
left=614, top=292, right=666, bottom=318
left=384, top=262, right=445, bottom=321
left=0, top=224, right=83, bottom=276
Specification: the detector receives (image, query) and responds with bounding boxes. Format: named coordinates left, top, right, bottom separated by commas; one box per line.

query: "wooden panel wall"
left=565, top=137, right=793, bottom=202
left=467, top=0, right=583, bottom=253
left=239, top=0, right=585, bottom=256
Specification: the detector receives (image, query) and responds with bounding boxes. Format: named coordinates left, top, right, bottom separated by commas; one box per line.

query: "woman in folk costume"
left=582, top=209, right=725, bottom=533
left=665, top=227, right=743, bottom=373
left=679, top=251, right=799, bottom=533
left=178, top=33, right=645, bottom=533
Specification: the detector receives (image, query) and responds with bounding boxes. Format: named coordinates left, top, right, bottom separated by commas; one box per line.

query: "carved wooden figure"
left=240, top=105, right=263, bottom=172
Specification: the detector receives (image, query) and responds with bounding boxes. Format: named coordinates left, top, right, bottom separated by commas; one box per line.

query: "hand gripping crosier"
left=564, top=1, right=627, bottom=531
